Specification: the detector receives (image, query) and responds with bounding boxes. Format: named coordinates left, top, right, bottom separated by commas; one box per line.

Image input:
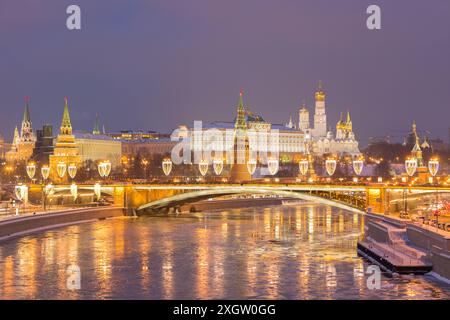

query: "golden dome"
left=315, top=81, right=325, bottom=101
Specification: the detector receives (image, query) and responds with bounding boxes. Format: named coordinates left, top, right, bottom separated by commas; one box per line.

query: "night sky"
left=1, top=0, right=450, bottom=146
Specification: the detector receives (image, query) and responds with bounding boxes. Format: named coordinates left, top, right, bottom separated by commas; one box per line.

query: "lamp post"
left=402, top=158, right=418, bottom=219
left=428, top=158, right=440, bottom=226
left=299, top=159, right=309, bottom=177
left=162, top=158, right=173, bottom=176
left=40, top=165, right=51, bottom=210
left=57, top=162, right=67, bottom=179
left=267, top=158, right=279, bottom=176
left=213, top=158, right=224, bottom=176
left=247, top=159, right=257, bottom=176
left=68, top=164, right=77, bottom=180
left=26, top=162, right=36, bottom=183
left=325, top=158, right=337, bottom=177
left=199, top=159, right=209, bottom=177
left=352, top=158, right=364, bottom=176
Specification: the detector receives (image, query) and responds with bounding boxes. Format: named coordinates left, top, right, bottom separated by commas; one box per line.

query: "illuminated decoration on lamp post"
left=70, top=183, right=78, bottom=200
left=103, top=160, right=112, bottom=177
left=98, top=160, right=112, bottom=178
left=68, top=164, right=77, bottom=179
left=352, top=159, right=364, bottom=176
left=428, top=158, right=439, bottom=177
left=57, top=162, right=67, bottom=178
left=299, top=159, right=309, bottom=176
left=213, top=158, right=224, bottom=176
left=247, top=159, right=257, bottom=175
left=94, top=182, right=101, bottom=200
left=26, top=162, right=36, bottom=180
left=405, top=158, right=418, bottom=177
left=268, top=158, right=279, bottom=176
left=199, top=159, right=209, bottom=176
left=162, top=158, right=173, bottom=176
left=325, top=159, right=337, bottom=176
left=41, top=165, right=50, bottom=180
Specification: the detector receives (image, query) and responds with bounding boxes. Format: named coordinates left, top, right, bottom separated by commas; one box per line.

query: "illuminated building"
left=74, top=131, right=122, bottom=167
left=48, top=98, right=82, bottom=182
left=5, top=97, right=36, bottom=163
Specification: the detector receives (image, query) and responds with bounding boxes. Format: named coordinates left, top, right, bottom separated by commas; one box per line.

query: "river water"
left=0, top=204, right=449, bottom=299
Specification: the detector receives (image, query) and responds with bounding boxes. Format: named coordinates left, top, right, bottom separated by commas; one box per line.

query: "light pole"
left=428, top=158, right=440, bottom=227
left=26, top=162, right=36, bottom=183
left=40, top=165, right=51, bottom=210
left=267, top=158, right=279, bottom=176
left=402, top=158, right=418, bottom=219
left=162, top=158, right=173, bottom=177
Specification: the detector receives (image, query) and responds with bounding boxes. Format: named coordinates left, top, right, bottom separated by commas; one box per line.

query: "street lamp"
left=352, top=158, right=364, bottom=176
left=162, top=158, right=173, bottom=176
left=325, top=158, right=337, bottom=176
left=199, top=159, right=209, bottom=176
left=98, top=160, right=112, bottom=179
left=57, top=162, right=67, bottom=178
left=428, top=158, right=439, bottom=178
left=405, top=158, right=417, bottom=177
left=299, top=159, right=309, bottom=176
left=68, top=164, right=77, bottom=180
left=26, top=162, right=36, bottom=181
left=267, top=158, right=279, bottom=176
left=213, top=158, right=224, bottom=176
left=41, top=165, right=50, bottom=181
left=247, top=159, right=257, bottom=175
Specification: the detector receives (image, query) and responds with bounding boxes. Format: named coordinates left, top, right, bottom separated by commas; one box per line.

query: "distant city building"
left=6, top=97, right=36, bottom=163
left=49, top=98, right=82, bottom=182
left=32, top=124, right=54, bottom=163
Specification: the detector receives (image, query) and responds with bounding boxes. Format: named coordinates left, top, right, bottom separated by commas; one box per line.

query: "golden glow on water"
left=0, top=205, right=448, bottom=299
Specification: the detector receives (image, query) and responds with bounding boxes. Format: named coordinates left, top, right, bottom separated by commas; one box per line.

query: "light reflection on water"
left=0, top=204, right=449, bottom=300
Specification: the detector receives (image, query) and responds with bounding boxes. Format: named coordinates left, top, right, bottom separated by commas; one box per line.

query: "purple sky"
left=1, top=0, right=450, bottom=146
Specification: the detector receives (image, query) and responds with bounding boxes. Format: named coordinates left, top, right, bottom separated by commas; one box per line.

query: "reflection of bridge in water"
left=30, top=183, right=450, bottom=219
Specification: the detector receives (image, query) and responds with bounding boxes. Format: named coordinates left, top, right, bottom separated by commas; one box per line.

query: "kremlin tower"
left=6, top=97, right=36, bottom=163
left=313, top=81, right=327, bottom=137
left=49, top=97, right=82, bottom=182
left=230, top=91, right=251, bottom=183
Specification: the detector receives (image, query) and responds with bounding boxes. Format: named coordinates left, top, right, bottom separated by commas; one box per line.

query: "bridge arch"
left=136, top=187, right=366, bottom=215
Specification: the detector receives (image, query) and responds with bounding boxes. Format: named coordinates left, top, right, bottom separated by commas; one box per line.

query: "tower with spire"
left=230, top=90, right=251, bottom=183
left=313, top=81, right=327, bottom=137
left=5, top=97, right=36, bottom=163
left=49, top=97, right=82, bottom=182
left=298, top=100, right=310, bottom=132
